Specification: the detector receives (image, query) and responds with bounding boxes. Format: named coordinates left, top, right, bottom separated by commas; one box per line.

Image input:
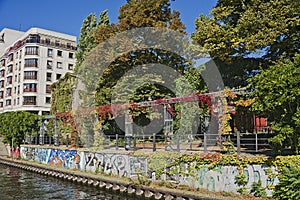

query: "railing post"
left=255, top=133, right=258, bottom=152
left=189, top=134, right=193, bottom=150
left=153, top=133, right=156, bottom=152
left=237, top=131, right=241, bottom=155
left=115, top=134, right=119, bottom=150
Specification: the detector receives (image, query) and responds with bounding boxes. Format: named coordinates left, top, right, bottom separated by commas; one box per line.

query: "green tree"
left=0, top=111, right=39, bottom=146
left=192, top=0, right=299, bottom=87
left=94, top=0, right=186, bottom=106
left=249, top=54, right=300, bottom=154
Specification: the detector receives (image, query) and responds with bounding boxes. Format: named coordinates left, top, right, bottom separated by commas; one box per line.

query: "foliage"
left=76, top=10, right=110, bottom=69
left=0, top=111, right=40, bottom=146
left=118, top=0, right=185, bottom=32
left=174, top=67, right=208, bottom=139
left=249, top=54, right=300, bottom=154
left=251, top=180, right=267, bottom=198
left=50, top=73, right=76, bottom=114
left=193, top=0, right=299, bottom=62
left=192, top=0, right=299, bottom=87
left=273, top=165, right=300, bottom=200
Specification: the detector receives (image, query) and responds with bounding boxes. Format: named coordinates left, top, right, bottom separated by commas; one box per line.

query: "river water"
left=0, top=164, right=143, bottom=200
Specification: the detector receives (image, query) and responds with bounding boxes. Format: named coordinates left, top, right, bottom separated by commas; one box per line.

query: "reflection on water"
left=0, top=164, right=142, bottom=200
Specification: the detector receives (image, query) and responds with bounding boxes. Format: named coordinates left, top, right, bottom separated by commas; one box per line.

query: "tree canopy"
left=0, top=111, right=40, bottom=146
left=249, top=54, right=300, bottom=154
left=192, top=0, right=299, bottom=87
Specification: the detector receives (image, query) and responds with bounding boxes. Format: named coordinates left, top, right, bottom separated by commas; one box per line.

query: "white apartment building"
left=0, top=28, right=76, bottom=115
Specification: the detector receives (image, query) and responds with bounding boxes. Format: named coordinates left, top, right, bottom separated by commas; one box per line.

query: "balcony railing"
left=25, top=51, right=39, bottom=56
left=23, top=88, right=37, bottom=92
left=26, top=38, right=77, bottom=51
left=24, top=63, right=38, bottom=68
left=24, top=76, right=37, bottom=80
left=23, top=100, right=36, bottom=105
left=46, top=89, right=51, bottom=93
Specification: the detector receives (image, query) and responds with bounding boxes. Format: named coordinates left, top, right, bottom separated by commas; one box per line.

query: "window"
left=23, top=83, right=37, bottom=92
left=0, top=102, right=3, bottom=107
left=0, top=91, right=3, bottom=98
left=46, top=72, right=52, bottom=81
left=0, top=70, right=5, bottom=77
left=17, top=97, right=19, bottom=105
left=0, top=80, right=4, bottom=88
left=56, top=73, right=61, bottom=80
left=46, top=38, right=51, bottom=44
left=0, top=59, right=5, bottom=66
left=48, top=48, right=53, bottom=57
left=8, top=53, right=13, bottom=62
left=17, top=86, right=20, bottom=94
left=24, top=71, right=37, bottom=80
left=6, top=88, right=12, bottom=96
left=14, top=99, right=16, bottom=106
left=68, top=64, right=74, bottom=70
left=6, top=76, right=12, bottom=84
left=25, top=46, right=38, bottom=55
left=55, top=40, right=60, bottom=46
left=67, top=43, right=71, bottom=48
left=15, top=75, right=17, bottom=82
left=14, top=87, right=16, bottom=94
left=46, top=85, right=51, bottom=93
left=23, top=96, right=36, bottom=105
left=57, top=62, right=62, bottom=69
left=57, top=50, right=62, bottom=57
left=19, top=61, right=21, bottom=71
left=24, top=59, right=38, bottom=67
left=47, top=60, right=53, bottom=69
left=19, top=50, right=22, bottom=59
left=6, top=99, right=11, bottom=106
left=69, top=52, right=73, bottom=59
left=7, top=65, right=13, bottom=73
left=46, top=97, right=51, bottom=104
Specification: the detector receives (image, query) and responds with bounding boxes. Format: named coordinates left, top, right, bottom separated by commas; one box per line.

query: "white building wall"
left=0, top=27, right=76, bottom=115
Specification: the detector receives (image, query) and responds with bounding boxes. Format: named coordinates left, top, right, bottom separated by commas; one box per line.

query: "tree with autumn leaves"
left=51, top=0, right=299, bottom=153
left=193, top=0, right=299, bottom=154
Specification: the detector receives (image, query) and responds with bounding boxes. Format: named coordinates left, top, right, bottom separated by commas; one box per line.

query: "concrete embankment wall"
left=19, top=146, right=279, bottom=197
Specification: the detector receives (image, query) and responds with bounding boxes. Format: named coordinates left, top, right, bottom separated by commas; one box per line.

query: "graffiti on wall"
left=82, top=152, right=147, bottom=177
left=197, top=165, right=279, bottom=196
left=20, top=147, right=146, bottom=176
left=20, top=147, right=81, bottom=170
left=49, top=149, right=81, bottom=169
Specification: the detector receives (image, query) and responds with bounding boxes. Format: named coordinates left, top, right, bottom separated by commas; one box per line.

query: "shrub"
left=273, top=165, right=300, bottom=200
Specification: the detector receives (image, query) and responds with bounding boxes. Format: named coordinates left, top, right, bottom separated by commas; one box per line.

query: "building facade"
left=0, top=28, right=76, bottom=115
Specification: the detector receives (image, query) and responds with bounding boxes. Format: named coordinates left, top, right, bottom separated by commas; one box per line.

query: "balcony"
left=25, top=51, right=39, bottom=56
left=23, top=88, right=37, bottom=92
left=46, top=89, right=51, bottom=93
left=24, top=76, right=37, bottom=80
left=25, top=37, right=77, bottom=51
left=23, top=100, right=36, bottom=105
left=24, top=64, right=38, bottom=68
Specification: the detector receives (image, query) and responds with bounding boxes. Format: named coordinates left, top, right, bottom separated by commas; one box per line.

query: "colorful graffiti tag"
left=20, top=147, right=81, bottom=170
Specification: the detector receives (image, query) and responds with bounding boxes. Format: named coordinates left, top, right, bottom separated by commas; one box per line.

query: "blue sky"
left=0, top=0, right=217, bottom=40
